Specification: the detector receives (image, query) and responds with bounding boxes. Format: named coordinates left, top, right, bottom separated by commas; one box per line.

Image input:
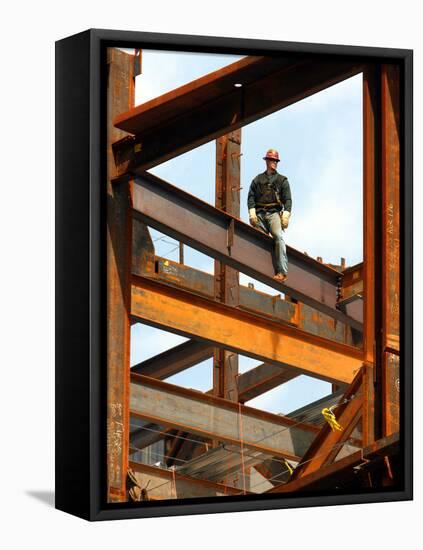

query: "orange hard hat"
left=263, top=149, right=280, bottom=162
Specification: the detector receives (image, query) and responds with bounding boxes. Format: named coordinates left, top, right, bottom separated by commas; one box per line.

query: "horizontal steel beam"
left=114, top=56, right=295, bottom=135
left=131, top=275, right=363, bottom=384
left=152, top=256, right=359, bottom=345
left=131, top=172, right=362, bottom=330
left=131, top=340, right=299, bottom=403
left=130, top=374, right=319, bottom=461
left=131, top=339, right=214, bottom=377
left=238, top=363, right=299, bottom=403
left=113, top=56, right=362, bottom=173
left=130, top=420, right=170, bottom=451
left=129, top=461, right=249, bottom=498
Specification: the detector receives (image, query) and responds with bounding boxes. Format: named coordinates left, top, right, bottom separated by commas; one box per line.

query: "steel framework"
left=106, top=48, right=400, bottom=503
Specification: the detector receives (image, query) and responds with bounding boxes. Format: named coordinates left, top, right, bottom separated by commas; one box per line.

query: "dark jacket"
left=247, top=171, right=292, bottom=213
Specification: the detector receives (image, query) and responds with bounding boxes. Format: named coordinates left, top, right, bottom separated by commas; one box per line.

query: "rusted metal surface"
left=131, top=340, right=214, bottom=378
left=381, top=64, right=400, bottom=436
left=213, top=130, right=241, bottom=401
left=132, top=171, right=362, bottom=330
left=105, top=50, right=404, bottom=499
left=152, top=256, right=359, bottom=346
left=176, top=445, right=275, bottom=492
left=129, top=419, right=171, bottom=452
left=106, top=48, right=137, bottom=502
left=267, top=432, right=400, bottom=493
left=286, top=389, right=346, bottom=426
left=114, top=56, right=292, bottom=134
left=289, top=370, right=363, bottom=481
left=298, top=302, right=350, bottom=344
left=166, top=432, right=209, bottom=467
left=238, top=363, right=299, bottom=403
left=341, top=263, right=363, bottom=302
left=130, top=374, right=318, bottom=460
left=132, top=219, right=155, bottom=277
left=338, top=262, right=363, bottom=317
left=113, top=57, right=362, bottom=174
left=383, top=352, right=400, bottom=435
left=362, top=65, right=380, bottom=447
left=131, top=275, right=363, bottom=384
left=129, top=461, right=249, bottom=498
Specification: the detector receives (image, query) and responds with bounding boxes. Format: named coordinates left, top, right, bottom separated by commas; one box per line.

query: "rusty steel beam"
left=286, top=389, right=345, bottom=426
left=238, top=363, right=299, bottom=403
left=381, top=64, right=401, bottom=436
left=289, top=370, right=364, bottom=481
left=131, top=275, right=363, bottom=384
left=129, top=461, right=250, bottom=498
left=131, top=340, right=214, bottom=377
left=339, top=262, right=363, bottom=308
left=114, top=56, right=292, bottom=135
left=106, top=48, right=139, bottom=502
left=132, top=218, right=155, bottom=277
left=131, top=172, right=362, bottom=331
left=113, top=56, right=362, bottom=173
left=130, top=374, right=319, bottom=460
left=129, top=421, right=172, bottom=452
left=152, top=256, right=359, bottom=346
left=213, top=130, right=241, bottom=401
left=130, top=340, right=297, bottom=404
left=131, top=339, right=297, bottom=403
left=267, top=432, right=400, bottom=493
left=362, top=65, right=381, bottom=447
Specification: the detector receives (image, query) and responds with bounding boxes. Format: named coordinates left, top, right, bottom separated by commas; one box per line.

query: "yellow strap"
left=321, top=407, right=343, bottom=432
left=284, top=459, right=293, bottom=476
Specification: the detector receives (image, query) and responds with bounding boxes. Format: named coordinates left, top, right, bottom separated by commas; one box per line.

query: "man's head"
left=263, top=149, right=280, bottom=173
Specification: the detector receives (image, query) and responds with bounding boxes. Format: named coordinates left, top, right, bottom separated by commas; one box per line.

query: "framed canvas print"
left=55, top=28, right=413, bottom=521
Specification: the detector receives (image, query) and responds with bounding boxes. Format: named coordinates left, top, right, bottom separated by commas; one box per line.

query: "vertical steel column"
left=107, top=48, right=139, bottom=502
left=362, top=66, right=381, bottom=447
left=381, top=64, right=400, bottom=436
left=213, top=130, right=241, bottom=401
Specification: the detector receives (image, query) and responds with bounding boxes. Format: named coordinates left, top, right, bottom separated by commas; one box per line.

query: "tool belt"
left=256, top=201, right=281, bottom=212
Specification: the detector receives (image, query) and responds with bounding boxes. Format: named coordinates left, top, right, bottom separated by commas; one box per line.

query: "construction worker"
left=248, top=149, right=292, bottom=282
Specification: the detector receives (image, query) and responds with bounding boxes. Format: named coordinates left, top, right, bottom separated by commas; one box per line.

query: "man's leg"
left=267, top=212, right=288, bottom=276
left=255, top=211, right=270, bottom=235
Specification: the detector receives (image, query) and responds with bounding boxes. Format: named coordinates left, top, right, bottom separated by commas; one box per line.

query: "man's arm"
left=280, top=177, right=292, bottom=212
left=280, top=177, right=292, bottom=229
left=247, top=178, right=258, bottom=209
left=248, top=178, right=259, bottom=226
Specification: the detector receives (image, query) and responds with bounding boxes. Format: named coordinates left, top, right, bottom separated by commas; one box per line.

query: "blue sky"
left=128, top=48, right=363, bottom=414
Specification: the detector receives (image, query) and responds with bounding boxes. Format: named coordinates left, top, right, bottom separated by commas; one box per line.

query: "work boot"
left=273, top=273, right=287, bottom=282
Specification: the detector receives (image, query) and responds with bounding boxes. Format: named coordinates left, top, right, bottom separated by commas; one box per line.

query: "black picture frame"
left=55, top=28, right=413, bottom=521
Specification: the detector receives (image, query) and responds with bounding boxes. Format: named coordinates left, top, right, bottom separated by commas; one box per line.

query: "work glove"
left=249, top=208, right=258, bottom=227
left=281, top=210, right=291, bottom=229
